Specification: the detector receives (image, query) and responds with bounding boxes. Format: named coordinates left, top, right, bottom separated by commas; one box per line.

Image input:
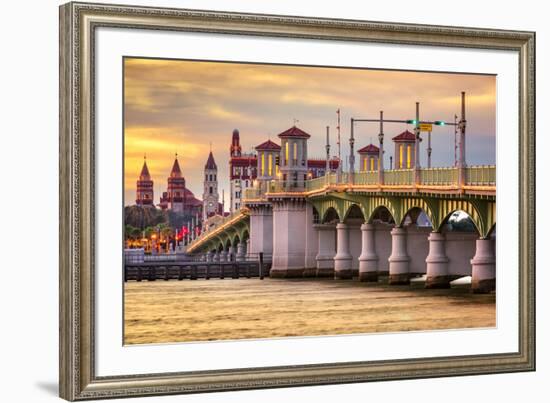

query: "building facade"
left=229, top=129, right=257, bottom=212
left=158, top=154, right=202, bottom=216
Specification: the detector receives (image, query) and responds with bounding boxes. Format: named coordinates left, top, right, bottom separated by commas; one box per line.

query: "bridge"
left=186, top=164, right=496, bottom=293
left=187, top=92, right=495, bottom=292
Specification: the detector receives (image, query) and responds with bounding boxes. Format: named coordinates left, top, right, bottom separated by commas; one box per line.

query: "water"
left=124, top=278, right=495, bottom=345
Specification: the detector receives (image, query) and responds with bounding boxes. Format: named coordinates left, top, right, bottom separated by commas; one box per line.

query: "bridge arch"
left=232, top=234, right=241, bottom=248
left=240, top=227, right=249, bottom=242
left=364, top=197, right=399, bottom=225
left=433, top=199, right=494, bottom=237
left=322, top=207, right=340, bottom=224
left=398, top=198, right=436, bottom=229
left=438, top=209, right=481, bottom=237
left=343, top=203, right=365, bottom=222
left=224, top=237, right=232, bottom=251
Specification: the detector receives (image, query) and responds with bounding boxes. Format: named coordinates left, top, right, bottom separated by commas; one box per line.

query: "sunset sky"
left=124, top=58, right=496, bottom=206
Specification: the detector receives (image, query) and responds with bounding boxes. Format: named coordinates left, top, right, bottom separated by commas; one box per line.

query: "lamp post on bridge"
left=378, top=110, right=384, bottom=185
left=325, top=126, right=330, bottom=185
left=458, top=91, right=467, bottom=187
left=414, top=101, right=421, bottom=184
left=349, top=118, right=355, bottom=184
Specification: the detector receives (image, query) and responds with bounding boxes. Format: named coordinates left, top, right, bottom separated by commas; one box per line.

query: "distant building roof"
left=170, top=156, right=182, bottom=177
left=358, top=144, right=380, bottom=154
left=231, top=156, right=257, bottom=166
left=392, top=130, right=417, bottom=142
left=255, top=139, right=281, bottom=151
left=277, top=125, right=311, bottom=139
left=307, top=158, right=340, bottom=169
left=204, top=151, right=217, bottom=170
left=139, top=160, right=150, bottom=180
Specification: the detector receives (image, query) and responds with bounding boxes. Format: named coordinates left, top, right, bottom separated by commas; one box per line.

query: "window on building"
left=399, top=144, right=403, bottom=168
left=209, top=186, right=213, bottom=194
left=261, top=153, right=265, bottom=176
left=407, top=145, right=411, bottom=169
left=285, top=142, right=289, bottom=164
left=293, top=142, right=298, bottom=165
left=268, top=154, right=273, bottom=176
left=205, top=174, right=208, bottom=181
left=214, top=174, right=216, bottom=181
left=370, top=157, right=375, bottom=171
left=363, top=158, right=367, bottom=171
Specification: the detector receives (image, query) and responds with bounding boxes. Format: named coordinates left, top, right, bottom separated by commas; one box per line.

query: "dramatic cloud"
left=124, top=58, right=496, bottom=206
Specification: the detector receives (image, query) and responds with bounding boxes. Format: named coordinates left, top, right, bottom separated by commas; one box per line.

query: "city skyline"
left=124, top=58, right=496, bottom=206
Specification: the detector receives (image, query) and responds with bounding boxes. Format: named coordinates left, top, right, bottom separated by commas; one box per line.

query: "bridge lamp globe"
left=434, top=121, right=446, bottom=126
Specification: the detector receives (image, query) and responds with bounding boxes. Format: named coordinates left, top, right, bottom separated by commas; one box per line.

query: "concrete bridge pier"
left=213, top=251, right=220, bottom=262
left=358, top=223, right=378, bottom=282
left=228, top=245, right=236, bottom=262
left=219, top=250, right=227, bottom=263
left=425, top=232, right=450, bottom=288
left=236, top=242, right=246, bottom=261
left=334, top=223, right=353, bottom=279
left=248, top=205, right=273, bottom=258
left=205, top=251, right=212, bottom=263
left=270, top=199, right=307, bottom=278
left=349, top=223, right=362, bottom=277
left=315, top=223, right=336, bottom=277
left=303, top=204, right=319, bottom=277
left=471, top=237, right=496, bottom=293
left=388, top=226, right=410, bottom=284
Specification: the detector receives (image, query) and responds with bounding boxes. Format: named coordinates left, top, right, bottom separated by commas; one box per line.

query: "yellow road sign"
left=419, top=123, right=433, bottom=132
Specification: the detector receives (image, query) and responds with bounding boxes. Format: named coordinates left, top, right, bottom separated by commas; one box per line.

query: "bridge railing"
left=306, top=176, right=327, bottom=191
left=241, top=166, right=496, bottom=200
left=354, top=171, right=379, bottom=185
left=383, top=169, right=415, bottom=185
left=466, top=165, right=496, bottom=185
left=188, top=210, right=247, bottom=248
left=419, top=167, right=459, bottom=185
left=244, top=187, right=263, bottom=200
left=267, top=180, right=306, bottom=193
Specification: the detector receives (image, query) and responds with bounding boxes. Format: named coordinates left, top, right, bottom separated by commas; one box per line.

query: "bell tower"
left=135, top=156, right=154, bottom=206
left=203, top=150, right=219, bottom=221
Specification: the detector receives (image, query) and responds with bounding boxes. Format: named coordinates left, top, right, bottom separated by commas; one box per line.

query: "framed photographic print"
left=59, top=2, right=535, bottom=400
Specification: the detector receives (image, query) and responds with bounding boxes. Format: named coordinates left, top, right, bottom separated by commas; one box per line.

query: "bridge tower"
left=267, top=125, right=313, bottom=277
left=278, top=125, right=310, bottom=190
left=255, top=139, right=281, bottom=192
left=392, top=130, right=418, bottom=169
left=202, top=150, right=219, bottom=221
left=358, top=144, right=380, bottom=171
left=135, top=156, right=154, bottom=206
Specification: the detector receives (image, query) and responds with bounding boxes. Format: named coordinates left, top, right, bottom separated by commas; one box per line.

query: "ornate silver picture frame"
left=59, top=2, right=535, bottom=400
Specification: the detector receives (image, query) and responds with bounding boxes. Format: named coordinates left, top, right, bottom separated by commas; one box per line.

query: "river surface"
left=124, top=278, right=495, bottom=345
